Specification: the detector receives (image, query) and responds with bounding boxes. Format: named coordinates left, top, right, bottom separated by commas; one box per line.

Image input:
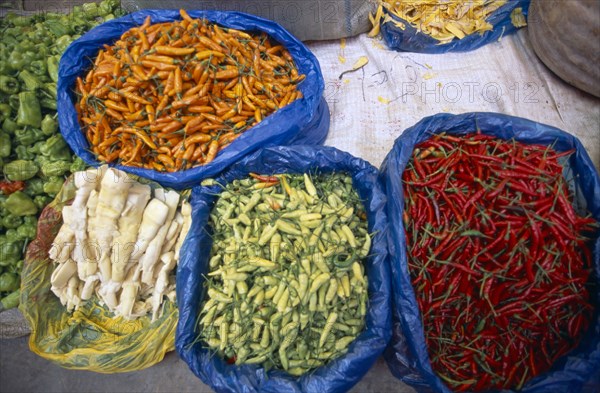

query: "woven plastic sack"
left=381, top=112, right=600, bottom=392
left=19, top=175, right=178, bottom=373
left=57, top=9, right=329, bottom=190
left=176, top=145, right=391, bottom=393
left=121, top=1, right=376, bottom=42
left=381, top=1, right=531, bottom=53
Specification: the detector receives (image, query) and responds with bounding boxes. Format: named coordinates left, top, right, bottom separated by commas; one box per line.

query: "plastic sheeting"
left=380, top=112, right=600, bottom=393
left=19, top=177, right=178, bottom=373
left=57, top=9, right=329, bottom=190
left=381, top=1, right=531, bottom=53
left=176, top=145, right=391, bottom=393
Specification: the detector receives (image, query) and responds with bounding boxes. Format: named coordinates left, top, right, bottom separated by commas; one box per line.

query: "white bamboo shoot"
left=84, top=189, right=100, bottom=276
left=115, top=265, right=141, bottom=319
left=69, top=169, right=101, bottom=280
left=97, top=280, right=121, bottom=310
left=66, top=276, right=81, bottom=311
left=174, top=199, right=192, bottom=261
left=48, top=223, right=74, bottom=264
left=94, top=168, right=132, bottom=283
left=140, top=191, right=180, bottom=285
left=80, top=275, right=99, bottom=301
left=50, top=259, right=77, bottom=288
left=151, top=251, right=177, bottom=321
left=111, top=183, right=151, bottom=283
left=160, top=215, right=181, bottom=255
left=130, top=198, right=169, bottom=261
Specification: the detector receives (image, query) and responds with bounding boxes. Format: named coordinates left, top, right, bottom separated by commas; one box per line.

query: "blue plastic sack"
left=176, top=145, right=391, bottom=393
left=57, top=10, right=329, bottom=190
left=380, top=112, right=600, bottom=393
left=381, top=1, right=531, bottom=53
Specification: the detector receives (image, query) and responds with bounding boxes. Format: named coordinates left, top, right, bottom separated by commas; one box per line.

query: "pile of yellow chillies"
left=197, top=172, right=370, bottom=375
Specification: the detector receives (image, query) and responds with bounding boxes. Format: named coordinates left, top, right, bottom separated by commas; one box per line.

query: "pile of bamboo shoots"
left=49, top=166, right=192, bottom=321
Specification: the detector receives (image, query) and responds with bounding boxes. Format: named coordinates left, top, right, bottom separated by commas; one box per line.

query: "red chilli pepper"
left=0, top=180, right=26, bottom=195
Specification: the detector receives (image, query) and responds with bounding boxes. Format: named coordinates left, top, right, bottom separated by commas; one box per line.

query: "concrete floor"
left=0, top=336, right=415, bottom=393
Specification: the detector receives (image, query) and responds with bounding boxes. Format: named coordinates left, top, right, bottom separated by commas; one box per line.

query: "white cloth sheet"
left=308, top=29, right=599, bottom=172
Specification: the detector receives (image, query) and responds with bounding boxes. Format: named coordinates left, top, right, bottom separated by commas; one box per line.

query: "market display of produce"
left=1, top=1, right=599, bottom=393
left=197, top=172, right=370, bottom=375
left=0, top=0, right=124, bottom=310
left=75, top=10, right=306, bottom=171
left=402, top=133, right=596, bottom=391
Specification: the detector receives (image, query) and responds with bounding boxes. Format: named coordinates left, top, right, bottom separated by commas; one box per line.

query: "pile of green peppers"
left=0, top=0, right=125, bottom=311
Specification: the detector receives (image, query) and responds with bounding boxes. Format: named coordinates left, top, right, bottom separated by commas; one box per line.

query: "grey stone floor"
left=0, top=336, right=415, bottom=393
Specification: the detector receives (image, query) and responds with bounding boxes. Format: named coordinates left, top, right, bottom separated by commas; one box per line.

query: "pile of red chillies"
left=402, top=133, right=597, bottom=391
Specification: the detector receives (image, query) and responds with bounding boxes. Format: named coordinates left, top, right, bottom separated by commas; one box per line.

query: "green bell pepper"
left=33, top=195, right=52, bottom=210
left=41, top=160, right=71, bottom=177
left=70, top=157, right=87, bottom=173
left=23, top=216, right=38, bottom=228
left=0, top=290, right=20, bottom=311
left=28, top=60, right=48, bottom=77
left=17, top=221, right=36, bottom=239
left=99, top=0, right=120, bottom=15
left=34, top=155, right=52, bottom=167
left=55, top=35, right=73, bottom=54
left=82, top=2, right=99, bottom=18
left=9, top=13, right=32, bottom=26
left=3, top=160, right=39, bottom=181
left=71, top=19, right=90, bottom=35
left=32, top=26, right=54, bottom=46
left=2, top=118, right=18, bottom=134
left=0, top=75, right=19, bottom=95
left=15, top=128, right=44, bottom=146
left=19, top=40, right=36, bottom=53
left=41, top=114, right=58, bottom=135
left=40, top=134, right=70, bottom=159
left=43, top=83, right=57, bottom=100
left=40, top=97, right=57, bottom=110
left=0, top=242, right=20, bottom=266
left=9, top=51, right=37, bottom=71
left=15, top=146, right=34, bottom=160
left=47, top=55, right=60, bottom=83
left=8, top=95, right=19, bottom=111
left=4, top=191, right=38, bottom=216
left=18, top=70, right=43, bottom=91
left=0, top=60, right=13, bottom=75
left=24, top=178, right=44, bottom=196
left=7, top=51, right=26, bottom=70
left=0, top=104, right=12, bottom=122
left=1, top=214, right=22, bottom=229
left=0, top=133, right=11, bottom=158
left=43, top=176, right=64, bottom=197
left=27, top=141, right=45, bottom=155
left=43, top=19, right=72, bottom=37
left=0, top=272, right=19, bottom=292
left=16, top=91, right=42, bottom=128
left=4, top=230, right=20, bottom=244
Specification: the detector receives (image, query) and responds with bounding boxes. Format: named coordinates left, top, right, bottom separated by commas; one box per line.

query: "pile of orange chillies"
left=75, top=9, right=306, bottom=172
